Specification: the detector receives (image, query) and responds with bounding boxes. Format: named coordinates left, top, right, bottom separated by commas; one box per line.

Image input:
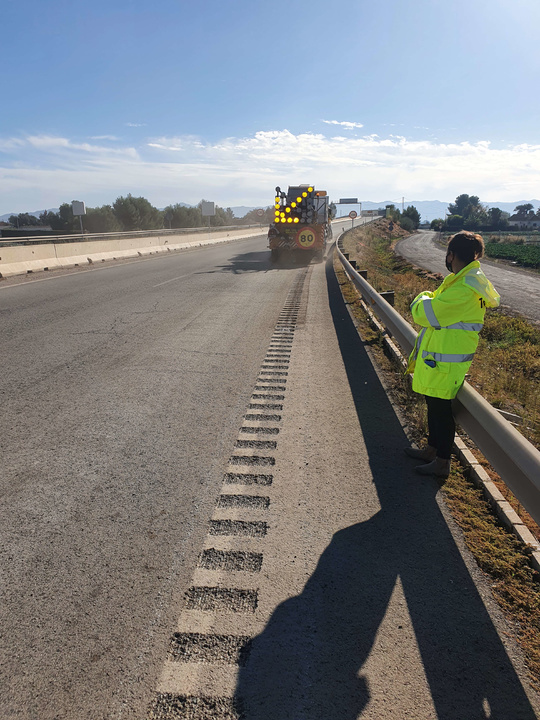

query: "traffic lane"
left=0, top=235, right=300, bottom=719
left=395, top=230, right=540, bottom=323
left=0, top=228, right=343, bottom=391
left=0, top=235, right=273, bottom=372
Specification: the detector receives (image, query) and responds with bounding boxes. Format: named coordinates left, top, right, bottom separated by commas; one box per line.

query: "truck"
left=268, top=184, right=334, bottom=263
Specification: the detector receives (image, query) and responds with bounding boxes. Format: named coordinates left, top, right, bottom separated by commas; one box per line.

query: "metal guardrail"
left=0, top=224, right=265, bottom=246
left=335, top=235, right=540, bottom=528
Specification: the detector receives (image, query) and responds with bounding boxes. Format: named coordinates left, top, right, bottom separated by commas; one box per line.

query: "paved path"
left=396, top=230, right=540, bottom=323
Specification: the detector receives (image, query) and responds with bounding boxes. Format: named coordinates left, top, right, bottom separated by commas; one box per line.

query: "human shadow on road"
left=205, top=250, right=318, bottom=274
left=234, top=254, right=538, bottom=718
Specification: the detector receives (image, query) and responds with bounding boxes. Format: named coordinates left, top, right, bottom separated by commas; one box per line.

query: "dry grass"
left=443, top=470, right=540, bottom=688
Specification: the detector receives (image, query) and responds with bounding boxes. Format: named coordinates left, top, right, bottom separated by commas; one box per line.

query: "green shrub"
left=485, top=242, right=540, bottom=268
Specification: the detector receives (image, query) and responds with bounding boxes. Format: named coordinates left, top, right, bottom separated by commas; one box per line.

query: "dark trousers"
left=425, top=396, right=455, bottom=460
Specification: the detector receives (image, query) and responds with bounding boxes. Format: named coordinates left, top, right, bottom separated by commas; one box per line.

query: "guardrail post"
left=349, top=260, right=357, bottom=269
left=358, top=270, right=368, bottom=279
left=380, top=291, right=395, bottom=306
left=343, top=253, right=350, bottom=261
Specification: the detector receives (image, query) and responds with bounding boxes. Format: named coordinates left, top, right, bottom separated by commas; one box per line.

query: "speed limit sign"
left=349, top=210, right=358, bottom=219
left=295, top=226, right=316, bottom=249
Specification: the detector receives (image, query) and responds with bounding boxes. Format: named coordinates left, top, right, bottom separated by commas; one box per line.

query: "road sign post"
left=72, top=200, right=86, bottom=234
left=201, top=201, right=215, bottom=227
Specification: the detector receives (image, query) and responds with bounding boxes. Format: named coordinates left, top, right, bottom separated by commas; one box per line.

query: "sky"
left=2, top=0, right=540, bottom=215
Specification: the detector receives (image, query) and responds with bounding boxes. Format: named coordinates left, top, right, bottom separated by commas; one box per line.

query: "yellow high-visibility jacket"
left=406, top=261, right=500, bottom=399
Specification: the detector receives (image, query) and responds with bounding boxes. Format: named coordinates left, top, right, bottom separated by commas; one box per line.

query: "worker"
left=405, top=231, right=500, bottom=477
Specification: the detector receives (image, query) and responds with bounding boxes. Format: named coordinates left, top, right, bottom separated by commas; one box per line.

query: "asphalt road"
left=395, top=230, right=540, bottom=323
left=2, top=225, right=539, bottom=719
left=0, top=234, right=299, bottom=718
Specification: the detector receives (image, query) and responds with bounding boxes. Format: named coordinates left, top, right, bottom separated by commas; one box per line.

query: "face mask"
left=445, top=254, right=453, bottom=273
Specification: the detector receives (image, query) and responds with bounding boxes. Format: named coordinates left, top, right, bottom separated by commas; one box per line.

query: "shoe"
left=404, top=445, right=437, bottom=462
left=415, top=458, right=451, bottom=478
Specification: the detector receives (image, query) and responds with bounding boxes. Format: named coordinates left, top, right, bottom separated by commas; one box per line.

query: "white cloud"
left=89, top=135, right=120, bottom=141
left=125, top=122, right=147, bottom=128
left=322, top=120, right=364, bottom=130
left=2, top=129, right=540, bottom=213
left=23, top=135, right=139, bottom=158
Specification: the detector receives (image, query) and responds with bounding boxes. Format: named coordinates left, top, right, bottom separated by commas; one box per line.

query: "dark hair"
left=447, top=231, right=484, bottom=264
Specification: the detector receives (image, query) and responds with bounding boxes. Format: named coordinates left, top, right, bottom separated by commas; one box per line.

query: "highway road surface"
left=396, top=230, right=540, bottom=324
left=1, top=228, right=539, bottom=719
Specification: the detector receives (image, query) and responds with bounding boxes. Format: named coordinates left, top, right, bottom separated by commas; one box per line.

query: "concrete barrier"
left=0, top=227, right=264, bottom=278
left=0, top=243, right=62, bottom=275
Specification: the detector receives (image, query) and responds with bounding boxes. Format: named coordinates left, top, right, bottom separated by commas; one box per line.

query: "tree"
left=466, top=195, right=481, bottom=213
left=193, top=200, right=237, bottom=227
left=211, top=206, right=235, bottom=227
left=383, top=203, right=420, bottom=229
left=42, top=204, right=79, bottom=233
left=84, top=205, right=122, bottom=233
left=240, top=207, right=274, bottom=225
left=463, top=214, right=481, bottom=230
left=487, top=207, right=508, bottom=229
left=446, top=214, right=464, bottom=231
left=402, top=205, right=420, bottom=229
left=447, top=194, right=490, bottom=229
left=448, top=194, right=485, bottom=222
left=39, top=210, right=59, bottom=227
left=112, top=194, right=163, bottom=231
left=448, top=194, right=471, bottom=217
left=8, top=213, right=41, bottom=227
left=430, top=218, right=445, bottom=230
left=400, top=216, right=415, bottom=233
left=163, top=203, right=202, bottom=228
left=514, top=203, right=534, bottom=216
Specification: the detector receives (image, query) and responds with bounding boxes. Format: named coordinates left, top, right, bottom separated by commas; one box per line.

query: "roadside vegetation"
left=430, top=195, right=540, bottom=232
left=484, top=240, right=540, bottom=269
left=434, top=231, right=540, bottom=271
left=4, top=195, right=273, bottom=236
left=334, top=218, right=540, bottom=688
left=429, top=196, right=540, bottom=271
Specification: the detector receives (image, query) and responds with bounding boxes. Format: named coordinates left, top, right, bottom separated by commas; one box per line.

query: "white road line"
left=152, top=273, right=193, bottom=288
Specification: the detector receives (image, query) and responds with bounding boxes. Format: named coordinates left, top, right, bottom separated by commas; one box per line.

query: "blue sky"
left=2, top=0, right=540, bottom=214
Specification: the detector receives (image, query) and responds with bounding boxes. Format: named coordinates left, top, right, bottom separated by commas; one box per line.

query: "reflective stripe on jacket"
left=406, top=261, right=500, bottom=399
